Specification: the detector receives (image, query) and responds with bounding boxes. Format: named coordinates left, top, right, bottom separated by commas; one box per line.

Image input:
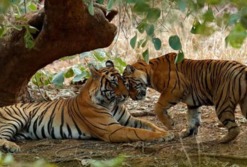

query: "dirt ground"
left=12, top=88, right=247, bottom=167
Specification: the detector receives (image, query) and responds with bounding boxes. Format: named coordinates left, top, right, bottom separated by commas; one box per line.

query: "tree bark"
left=0, top=0, right=117, bottom=106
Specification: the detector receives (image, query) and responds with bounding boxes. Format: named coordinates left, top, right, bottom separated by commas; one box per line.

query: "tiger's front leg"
left=0, top=139, right=20, bottom=153
left=112, top=104, right=166, bottom=133
left=180, top=106, right=201, bottom=138
left=104, top=124, right=174, bottom=142
left=155, top=86, right=185, bottom=130
left=91, top=114, right=174, bottom=142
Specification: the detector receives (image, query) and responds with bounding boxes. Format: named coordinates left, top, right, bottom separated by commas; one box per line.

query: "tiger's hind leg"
left=0, top=105, right=28, bottom=152
left=0, top=123, right=21, bottom=152
left=180, top=106, right=201, bottom=138
left=216, top=104, right=240, bottom=143
left=239, top=95, right=247, bottom=118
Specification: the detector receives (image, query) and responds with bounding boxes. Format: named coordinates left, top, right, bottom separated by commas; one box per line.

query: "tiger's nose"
left=123, top=94, right=128, bottom=99
left=141, top=91, right=146, bottom=96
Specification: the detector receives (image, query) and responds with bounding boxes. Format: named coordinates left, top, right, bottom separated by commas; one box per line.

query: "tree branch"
left=0, top=0, right=118, bottom=106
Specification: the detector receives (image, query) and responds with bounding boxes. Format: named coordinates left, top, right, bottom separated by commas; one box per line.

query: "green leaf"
left=24, top=28, right=35, bottom=49
left=130, top=33, right=137, bottom=49
left=126, top=0, right=135, bottom=3
left=64, top=68, right=74, bottom=78
left=73, top=71, right=88, bottom=82
left=228, top=13, right=240, bottom=26
left=145, top=24, right=154, bottom=36
left=32, top=70, right=52, bottom=86
left=90, top=155, right=125, bottom=167
left=107, top=0, right=114, bottom=11
left=142, top=49, right=149, bottom=63
left=146, top=8, right=161, bottom=23
left=72, top=67, right=82, bottom=75
left=88, top=0, right=94, bottom=16
left=177, top=0, right=186, bottom=12
left=52, top=71, right=65, bottom=86
left=93, top=51, right=105, bottom=62
left=0, top=25, right=5, bottom=37
left=225, top=23, right=247, bottom=48
left=96, top=0, right=104, bottom=4
left=0, top=0, right=11, bottom=13
left=3, top=154, right=14, bottom=165
left=169, top=35, right=182, bottom=50
left=132, top=1, right=150, bottom=15
left=28, top=2, right=37, bottom=11
left=240, top=7, right=247, bottom=29
left=205, top=0, right=221, bottom=5
left=190, top=20, right=214, bottom=35
left=137, top=21, right=148, bottom=33
left=203, top=8, right=214, bottom=22
left=175, top=51, right=184, bottom=63
left=114, top=57, right=127, bottom=67
left=152, top=37, right=161, bottom=50
left=241, top=14, right=247, bottom=29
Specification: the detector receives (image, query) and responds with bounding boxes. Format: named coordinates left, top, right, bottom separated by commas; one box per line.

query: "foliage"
left=31, top=50, right=127, bottom=87
left=1, top=0, right=247, bottom=63
left=90, top=155, right=125, bottom=167
left=32, top=70, right=53, bottom=87
left=0, top=152, right=56, bottom=167
left=0, top=0, right=39, bottom=48
left=88, top=0, right=247, bottom=62
left=0, top=151, right=124, bottom=167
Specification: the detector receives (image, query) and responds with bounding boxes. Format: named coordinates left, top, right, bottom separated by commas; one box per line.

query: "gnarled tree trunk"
left=0, top=0, right=117, bottom=106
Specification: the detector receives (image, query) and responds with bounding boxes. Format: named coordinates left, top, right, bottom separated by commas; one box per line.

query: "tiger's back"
left=0, top=99, right=92, bottom=140
left=155, top=54, right=247, bottom=107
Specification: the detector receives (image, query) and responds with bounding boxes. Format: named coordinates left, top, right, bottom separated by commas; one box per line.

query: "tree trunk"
left=0, top=0, right=117, bottom=106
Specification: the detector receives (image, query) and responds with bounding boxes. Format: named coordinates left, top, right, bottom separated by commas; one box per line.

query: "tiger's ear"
left=89, top=64, right=101, bottom=79
left=105, top=60, right=114, bottom=68
left=124, top=65, right=135, bottom=75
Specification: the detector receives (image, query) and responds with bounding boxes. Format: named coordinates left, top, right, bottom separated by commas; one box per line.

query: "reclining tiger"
left=0, top=60, right=172, bottom=153
left=123, top=52, right=247, bottom=143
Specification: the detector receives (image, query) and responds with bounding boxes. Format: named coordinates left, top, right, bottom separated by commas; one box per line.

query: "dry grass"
left=108, top=8, right=247, bottom=63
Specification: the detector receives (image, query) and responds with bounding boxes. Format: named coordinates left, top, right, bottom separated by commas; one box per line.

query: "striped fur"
left=123, top=53, right=247, bottom=143
left=0, top=61, right=171, bottom=153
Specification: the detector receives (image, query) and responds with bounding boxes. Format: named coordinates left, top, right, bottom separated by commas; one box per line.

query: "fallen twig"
left=189, top=153, right=247, bottom=160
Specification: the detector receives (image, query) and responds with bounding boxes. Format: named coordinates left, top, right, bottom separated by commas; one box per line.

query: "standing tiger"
left=0, top=61, right=172, bottom=153
left=123, top=52, right=247, bottom=143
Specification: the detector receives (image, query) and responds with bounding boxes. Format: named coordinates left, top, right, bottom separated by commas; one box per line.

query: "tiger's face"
left=89, top=61, right=129, bottom=107
left=123, top=65, right=148, bottom=100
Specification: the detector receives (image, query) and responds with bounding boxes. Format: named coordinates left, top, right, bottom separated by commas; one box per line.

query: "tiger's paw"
left=218, top=127, right=240, bottom=143
left=2, top=141, right=20, bottom=153
left=160, top=132, right=175, bottom=142
left=180, top=127, right=198, bottom=138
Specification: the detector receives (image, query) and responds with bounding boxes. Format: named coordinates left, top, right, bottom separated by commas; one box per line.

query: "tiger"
left=0, top=60, right=173, bottom=153
left=123, top=52, right=247, bottom=143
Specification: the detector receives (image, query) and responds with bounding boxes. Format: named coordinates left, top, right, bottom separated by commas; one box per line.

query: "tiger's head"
left=88, top=60, right=129, bottom=108
left=123, top=64, right=148, bottom=100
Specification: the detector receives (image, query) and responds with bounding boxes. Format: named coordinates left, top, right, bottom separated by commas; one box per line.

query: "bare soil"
left=12, top=88, right=247, bottom=167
